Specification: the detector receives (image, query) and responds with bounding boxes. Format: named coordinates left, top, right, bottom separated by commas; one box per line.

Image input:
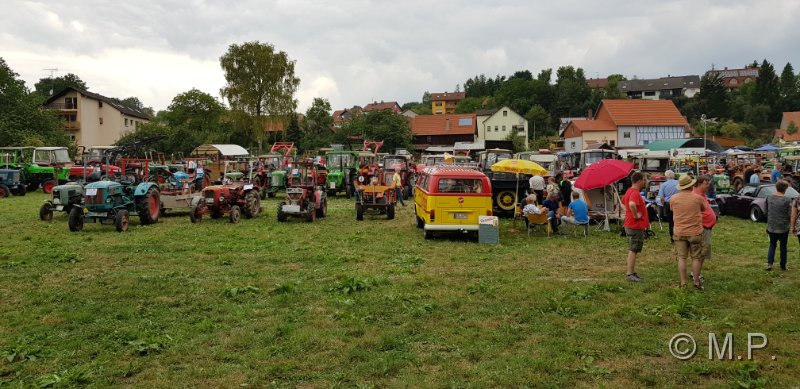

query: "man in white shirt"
left=529, top=174, right=545, bottom=204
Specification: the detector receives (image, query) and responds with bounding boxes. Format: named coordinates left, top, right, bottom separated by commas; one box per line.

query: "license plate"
left=283, top=205, right=301, bottom=213
left=330, top=182, right=336, bottom=189
left=85, top=188, right=98, bottom=196
left=243, top=184, right=253, bottom=190
left=454, top=212, right=468, bottom=219
left=55, top=205, right=64, bottom=211
left=86, top=212, right=107, bottom=218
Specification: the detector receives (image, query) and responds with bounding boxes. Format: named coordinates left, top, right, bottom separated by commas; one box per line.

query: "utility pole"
left=43, top=68, right=58, bottom=95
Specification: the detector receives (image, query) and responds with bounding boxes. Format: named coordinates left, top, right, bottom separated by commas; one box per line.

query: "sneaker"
left=689, top=272, right=705, bottom=284
left=765, top=264, right=773, bottom=271
left=626, top=273, right=643, bottom=282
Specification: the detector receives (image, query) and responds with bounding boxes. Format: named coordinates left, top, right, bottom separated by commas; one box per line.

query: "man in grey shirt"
left=766, top=180, right=792, bottom=271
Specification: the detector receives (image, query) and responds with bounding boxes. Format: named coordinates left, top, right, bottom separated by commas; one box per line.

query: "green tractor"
left=324, top=150, right=359, bottom=198
left=68, top=179, right=161, bottom=232
left=40, top=182, right=84, bottom=220
left=261, top=142, right=296, bottom=198
left=0, top=147, right=72, bottom=193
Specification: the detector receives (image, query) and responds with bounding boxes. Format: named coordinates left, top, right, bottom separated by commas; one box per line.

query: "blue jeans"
left=395, top=187, right=405, bottom=206
left=768, top=231, right=788, bottom=269
left=547, top=210, right=559, bottom=232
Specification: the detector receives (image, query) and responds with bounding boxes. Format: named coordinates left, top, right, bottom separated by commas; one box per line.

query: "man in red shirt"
left=622, top=172, right=649, bottom=282
left=691, top=175, right=717, bottom=283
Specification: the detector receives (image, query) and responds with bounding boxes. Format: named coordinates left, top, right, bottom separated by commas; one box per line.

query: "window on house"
left=426, top=136, right=431, bottom=143
left=502, top=125, right=506, bottom=131
left=99, top=117, right=103, bottom=125
left=68, top=135, right=76, bottom=141
left=98, top=101, right=103, bottom=108
left=495, top=126, right=499, bottom=132
left=458, top=117, right=472, bottom=126
left=65, top=97, right=77, bottom=109
left=125, top=118, right=129, bottom=126
left=623, top=132, right=631, bottom=139
left=610, top=140, right=616, bottom=147
left=644, top=91, right=656, bottom=97
left=503, top=110, right=507, bottom=117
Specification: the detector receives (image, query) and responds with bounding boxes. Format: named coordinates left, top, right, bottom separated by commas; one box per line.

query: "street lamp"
left=700, top=114, right=718, bottom=156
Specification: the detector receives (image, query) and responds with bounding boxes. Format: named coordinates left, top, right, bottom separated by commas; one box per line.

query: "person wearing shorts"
left=691, top=175, right=717, bottom=283
left=670, top=175, right=708, bottom=290
left=622, top=172, right=649, bottom=282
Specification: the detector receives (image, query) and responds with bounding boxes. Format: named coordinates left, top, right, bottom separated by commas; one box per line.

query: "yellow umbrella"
left=443, top=152, right=454, bottom=163
left=490, top=159, right=547, bottom=232
left=490, top=159, right=547, bottom=176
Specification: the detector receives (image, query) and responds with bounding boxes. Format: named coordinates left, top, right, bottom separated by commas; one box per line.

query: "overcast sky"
left=3, top=0, right=800, bottom=113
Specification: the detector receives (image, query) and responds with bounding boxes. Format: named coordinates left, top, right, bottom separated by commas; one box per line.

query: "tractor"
left=68, top=178, right=161, bottom=232
left=382, top=153, right=415, bottom=199
left=276, top=161, right=327, bottom=222
left=40, top=182, right=84, bottom=220
left=476, top=148, right=521, bottom=213
left=354, top=163, right=397, bottom=220
left=0, top=147, right=71, bottom=193
left=188, top=161, right=262, bottom=224
left=0, top=168, right=26, bottom=197
left=262, top=142, right=296, bottom=198
left=324, top=150, right=359, bottom=198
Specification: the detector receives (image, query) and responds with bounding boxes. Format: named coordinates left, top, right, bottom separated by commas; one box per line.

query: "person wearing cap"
left=622, top=171, right=649, bottom=283
left=670, top=174, right=708, bottom=290
left=657, top=170, right=679, bottom=243
left=691, top=175, right=717, bottom=283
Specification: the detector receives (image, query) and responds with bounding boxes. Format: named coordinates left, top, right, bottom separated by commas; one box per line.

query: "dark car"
left=716, top=184, right=799, bottom=222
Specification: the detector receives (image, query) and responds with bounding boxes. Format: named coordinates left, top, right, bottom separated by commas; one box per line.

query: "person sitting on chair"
left=542, top=192, right=562, bottom=234
left=561, top=191, right=589, bottom=226
left=522, top=194, right=548, bottom=216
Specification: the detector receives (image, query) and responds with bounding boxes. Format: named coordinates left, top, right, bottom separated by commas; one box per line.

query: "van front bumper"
left=423, top=224, right=479, bottom=232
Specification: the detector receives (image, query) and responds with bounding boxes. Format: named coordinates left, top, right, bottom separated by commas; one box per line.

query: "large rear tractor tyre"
left=39, top=203, right=53, bottom=221
left=277, top=202, right=287, bottom=222
left=137, top=187, right=161, bottom=225
left=750, top=206, right=763, bottom=223
left=42, top=180, right=57, bottom=194
left=189, top=201, right=203, bottom=224
left=68, top=207, right=84, bottom=232
left=243, top=190, right=261, bottom=219
left=115, top=210, right=130, bottom=232
left=316, top=198, right=328, bottom=218
left=495, top=190, right=517, bottom=213
left=13, top=185, right=26, bottom=196
left=387, top=204, right=395, bottom=220
left=356, top=203, right=364, bottom=221
left=0, top=184, right=9, bottom=198
left=306, top=205, right=316, bottom=222
left=229, top=205, right=241, bottom=224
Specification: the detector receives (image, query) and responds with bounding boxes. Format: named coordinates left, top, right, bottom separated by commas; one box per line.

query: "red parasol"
left=573, top=159, right=634, bottom=190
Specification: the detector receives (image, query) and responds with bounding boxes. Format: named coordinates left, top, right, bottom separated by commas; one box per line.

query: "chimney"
left=587, top=108, right=593, bottom=119
left=445, top=118, right=450, bottom=130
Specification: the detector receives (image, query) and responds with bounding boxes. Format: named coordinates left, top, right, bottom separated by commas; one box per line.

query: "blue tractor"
left=0, top=168, right=26, bottom=197
left=68, top=180, right=161, bottom=232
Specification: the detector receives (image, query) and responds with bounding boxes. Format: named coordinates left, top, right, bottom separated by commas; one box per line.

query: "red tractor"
left=189, top=162, right=262, bottom=223
left=277, top=161, right=328, bottom=222
left=355, top=163, right=397, bottom=220
left=382, top=153, right=415, bottom=199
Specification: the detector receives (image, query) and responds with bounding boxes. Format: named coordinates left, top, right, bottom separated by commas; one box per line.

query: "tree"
left=0, top=58, right=69, bottom=147
left=509, top=70, right=533, bottom=81
left=284, top=113, right=302, bottom=144
left=787, top=121, right=798, bottom=135
left=455, top=97, right=484, bottom=113
left=219, top=41, right=300, bottom=151
left=525, top=105, right=554, bottom=141
left=752, top=59, right=780, bottom=121
left=694, top=72, right=728, bottom=119
left=505, top=130, right=527, bottom=153
left=33, top=73, right=88, bottom=97
left=779, top=62, right=799, bottom=113
left=552, top=66, right=591, bottom=119
left=112, top=96, right=155, bottom=117
left=300, top=98, right=334, bottom=150
left=337, top=110, right=411, bottom=152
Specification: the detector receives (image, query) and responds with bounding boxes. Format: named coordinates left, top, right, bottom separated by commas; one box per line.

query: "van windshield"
left=437, top=178, right=484, bottom=194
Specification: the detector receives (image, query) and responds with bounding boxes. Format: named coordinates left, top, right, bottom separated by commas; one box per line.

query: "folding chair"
left=527, top=213, right=551, bottom=237
left=571, top=220, right=589, bottom=237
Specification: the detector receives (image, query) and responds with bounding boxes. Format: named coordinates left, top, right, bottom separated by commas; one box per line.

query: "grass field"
left=0, top=192, right=798, bottom=388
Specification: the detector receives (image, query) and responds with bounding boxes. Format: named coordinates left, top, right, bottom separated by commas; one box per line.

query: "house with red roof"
left=705, top=65, right=759, bottom=90
left=410, top=114, right=476, bottom=150
left=332, top=106, right=362, bottom=127
left=774, top=112, right=800, bottom=143
left=363, top=101, right=401, bottom=113
left=562, top=99, right=690, bottom=153
left=430, top=91, right=466, bottom=115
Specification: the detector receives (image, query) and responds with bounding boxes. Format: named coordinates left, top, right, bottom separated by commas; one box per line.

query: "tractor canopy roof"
left=191, top=144, right=249, bottom=158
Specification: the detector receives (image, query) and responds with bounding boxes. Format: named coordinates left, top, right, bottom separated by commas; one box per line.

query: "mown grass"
left=0, top=192, right=798, bottom=388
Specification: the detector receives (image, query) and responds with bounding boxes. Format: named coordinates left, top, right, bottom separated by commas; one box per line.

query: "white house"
left=476, top=106, right=528, bottom=149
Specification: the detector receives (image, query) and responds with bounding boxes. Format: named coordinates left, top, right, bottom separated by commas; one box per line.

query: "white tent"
left=191, top=144, right=249, bottom=158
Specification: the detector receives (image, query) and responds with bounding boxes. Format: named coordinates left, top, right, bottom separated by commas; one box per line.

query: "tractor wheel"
left=68, top=207, right=84, bottom=232
left=0, top=184, right=9, bottom=198
left=387, top=204, right=395, bottom=220
left=229, top=205, right=241, bottom=224
left=306, top=205, right=316, bottom=222
left=356, top=203, right=364, bottom=221
left=42, top=180, right=57, bottom=194
left=137, top=187, right=161, bottom=225
left=189, top=200, right=203, bottom=223
left=39, top=203, right=53, bottom=221
left=115, top=210, right=130, bottom=232
left=243, top=190, right=261, bottom=219
left=15, top=185, right=26, bottom=196
left=316, top=198, right=327, bottom=218
left=26, top=182, right=40, bottom=192
left=277, top=202, right=287, bottom=222
left=495, top=190, right=517, bottom=212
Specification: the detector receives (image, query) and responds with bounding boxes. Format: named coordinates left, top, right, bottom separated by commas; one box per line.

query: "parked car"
left=414, top=165, right=493, bottom=239
left=716, top=183, right=799, bottom=222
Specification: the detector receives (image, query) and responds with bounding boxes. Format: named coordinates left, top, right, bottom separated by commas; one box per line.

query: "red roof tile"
left=411, top=114, right=476, bottom=135
left=563, top=120, right=615, bottom=138
left=781, top=112, right=800, bottom=129
left=775, top=128, right=800, bottom=142
left=363, top=101, right=401, bottom=113
left=599, top=99, right=689, bottom=127
left=430, top=92, right=466, bottom=102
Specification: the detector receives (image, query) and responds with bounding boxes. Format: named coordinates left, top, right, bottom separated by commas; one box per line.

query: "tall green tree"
left=694, top=72, right=728, bottom=119
left=455, top=97, right=485, bottom=113
left=752, top=59, right=780, bottom=121
left=552, top=66, right=591, bottom=119
left=525, top=105, right=554, bottom=140
left=336, top=110, right=411, bottom=152
left=219, top=41, right=300, bottom=151
left=0, top=58, right=69, bottom=147
left=300, top=98, right=334, bottom=150
left=33, top=73, right=88, bottom=97
left=779, top=62, right=799, bottom=113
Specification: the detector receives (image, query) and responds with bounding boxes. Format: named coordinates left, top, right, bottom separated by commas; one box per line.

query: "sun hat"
left=677, top=174, right=696, bottom=190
